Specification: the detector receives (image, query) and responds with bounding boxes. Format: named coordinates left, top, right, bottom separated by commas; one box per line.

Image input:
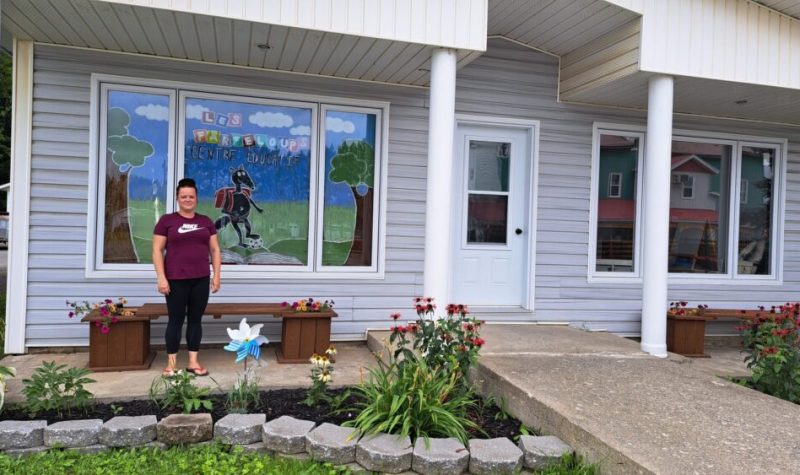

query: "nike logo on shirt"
left=177, top=224, right=202, bottom=234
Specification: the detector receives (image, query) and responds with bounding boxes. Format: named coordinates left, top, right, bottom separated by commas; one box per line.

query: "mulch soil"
left=1, top=388, right=524, bottom=440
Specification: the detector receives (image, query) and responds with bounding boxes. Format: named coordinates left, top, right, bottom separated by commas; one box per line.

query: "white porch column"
left=423, top=48, right=458, bottom=304
left=641, top=75, right=674, bottom=357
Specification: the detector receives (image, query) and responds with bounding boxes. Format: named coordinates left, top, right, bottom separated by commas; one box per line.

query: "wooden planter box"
left=81, top=308, right=156, bottom=371
left=666, top=311, right=709, bottom=358
left=276, top=313, right=333, bottom=364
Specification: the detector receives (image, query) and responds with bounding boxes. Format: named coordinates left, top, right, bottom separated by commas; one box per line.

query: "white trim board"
left=5, top=39, right=34, bottom=354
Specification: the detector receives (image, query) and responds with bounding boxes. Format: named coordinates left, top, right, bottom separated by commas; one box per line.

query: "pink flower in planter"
left=100, top=325, right=110, bottom=334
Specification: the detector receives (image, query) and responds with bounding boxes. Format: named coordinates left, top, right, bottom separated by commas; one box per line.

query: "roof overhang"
left=0, top=0, right=484, bottom=87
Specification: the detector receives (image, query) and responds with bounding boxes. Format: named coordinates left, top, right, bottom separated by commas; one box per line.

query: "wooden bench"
left=666, top=308, right=761, bottom=357
left=83, top=303, right=337, bottom=370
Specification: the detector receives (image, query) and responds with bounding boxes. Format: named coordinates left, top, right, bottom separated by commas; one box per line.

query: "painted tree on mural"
left=104, top=107, right=154, bottom=262
left=329, top=140, right=374, bottom=265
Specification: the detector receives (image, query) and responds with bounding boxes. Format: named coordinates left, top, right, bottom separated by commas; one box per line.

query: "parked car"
left=0, top=215, right=8, bottom=247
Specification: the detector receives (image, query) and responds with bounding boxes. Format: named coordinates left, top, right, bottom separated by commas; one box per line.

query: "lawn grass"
left=0, top=444, right=349, bottom=475
left=0, top=444, right=599, bottom=475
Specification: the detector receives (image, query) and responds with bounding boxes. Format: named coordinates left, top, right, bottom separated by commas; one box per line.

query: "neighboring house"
left=3, top=0, right=800, bottom=357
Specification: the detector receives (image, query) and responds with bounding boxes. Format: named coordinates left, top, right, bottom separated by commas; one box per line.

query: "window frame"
left=316, top=104, right=384, bottom=273
left=588, top=123, right=786, bottom=284
left=588, top=125, right=646, bottom=282
left=87, top=74, right=389, bottom=279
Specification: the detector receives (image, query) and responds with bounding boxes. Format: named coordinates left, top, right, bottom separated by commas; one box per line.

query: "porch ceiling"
left=754, top=0, right=800, bottom=19
left=487, top=0, right=640, bottom=56
left=0, top=0, right=481, bottom=87
left=568, top=71, right=800, bottom=126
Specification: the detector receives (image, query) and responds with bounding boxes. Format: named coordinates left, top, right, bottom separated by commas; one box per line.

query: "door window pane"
left=103, top=90, right=170, bottom=264
left=468, top=141, right=510, bottom=192
left=467, top=195, right=508, bottom=244
left=668, top=141, right=731, bottom=273
left=322, top=110, right=377, bottom=267
left=183, top=97, right=313, bottom=266
left=595, top=134, right=639, bottom=272
left=737, top=146, right=775, bottom=275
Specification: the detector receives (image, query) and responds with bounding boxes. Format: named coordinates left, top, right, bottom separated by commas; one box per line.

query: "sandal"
left=161, top=367, right=177, bottom=378
left=186, top=366, right=209, bottom=376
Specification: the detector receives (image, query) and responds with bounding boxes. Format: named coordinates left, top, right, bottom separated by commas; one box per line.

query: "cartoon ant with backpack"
left=214, top=165, right=264, bottom=248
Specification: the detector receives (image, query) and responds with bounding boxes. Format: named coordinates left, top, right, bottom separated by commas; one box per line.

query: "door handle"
left=515, top=228, right=523, bottom=235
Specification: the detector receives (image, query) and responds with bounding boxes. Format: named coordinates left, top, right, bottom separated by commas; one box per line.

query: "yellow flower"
left=309, top=353, right=322, bottom=365
left=325, top=345, right=337, bottom=356
left=318, top=370, right=332, bottom=383
left=318, top=355, right=331, bottom=368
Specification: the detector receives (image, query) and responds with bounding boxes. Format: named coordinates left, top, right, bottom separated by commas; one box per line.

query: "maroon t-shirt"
left=153, top=213, right=216, bottom=280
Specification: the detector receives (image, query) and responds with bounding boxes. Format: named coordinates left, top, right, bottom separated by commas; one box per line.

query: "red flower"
left=68, top=312, right=74, bottom=318
left=390, top=313, right=401, bottom=320
left=281, top=301, right=289, bottom=307
left=111, top=317, right=119, bottom=324
left=472, top=337, right=485, bottom=347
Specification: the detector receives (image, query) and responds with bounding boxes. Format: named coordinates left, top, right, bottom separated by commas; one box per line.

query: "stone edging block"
left=262, top=415, right=315, bottom=454
left=214, top=413, right=266, bottom=445
left=44, top=419, right=103, bottom=448
left=0, top=420, right=47, bottom=450
left=412, top=437, right=469, bottom=475
left=305, top=423, right=360, bottom=464
left=356, top=432, right=413, bottom=473
left=518, top=435, right=573, bottom=469
left=468, top=437, right=523, bottom=475
left=100, top=415, right=158, bottom=447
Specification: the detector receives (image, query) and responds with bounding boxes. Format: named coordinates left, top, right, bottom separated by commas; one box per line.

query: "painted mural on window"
left=183, top=97, right=312, bottom=266
left=103, top=90, right=170, bottom=264
left=322, top=110, right=377, bottom=266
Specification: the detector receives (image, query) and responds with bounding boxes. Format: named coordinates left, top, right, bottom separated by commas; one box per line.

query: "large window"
left=90, top=78, right=385, bottom=277
left=590, top=125, right=783, bottom=281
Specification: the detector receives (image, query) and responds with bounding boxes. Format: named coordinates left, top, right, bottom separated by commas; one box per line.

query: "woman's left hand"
left=211, top=276, right=221, bottom=293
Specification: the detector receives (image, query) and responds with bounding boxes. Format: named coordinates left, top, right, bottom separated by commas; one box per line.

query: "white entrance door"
left=451, top=122, right=533, bottom=307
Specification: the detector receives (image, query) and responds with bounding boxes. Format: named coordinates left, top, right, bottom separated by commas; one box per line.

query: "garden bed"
left=0, top=388, right=525, bottom=440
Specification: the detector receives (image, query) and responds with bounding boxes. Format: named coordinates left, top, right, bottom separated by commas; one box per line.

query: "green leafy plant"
left=149, top=370, right=213, bottom=414
left=21, top=361, right=95, bottom=417
left=303, top=346, right=336, bottom=407
left=389, top=298, right=485, bottom=389
left=110, top=403, right=123, bottom=416
left=0, top=364, right=15, bottom=414
left=739, top=303, right=800, bottom=402
left=345, top=355, right=481, bottom=445
left=226, top=369, right=261, bottom=414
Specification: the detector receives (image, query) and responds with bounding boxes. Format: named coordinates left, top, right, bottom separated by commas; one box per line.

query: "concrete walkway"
left=468, top=325, right=798, bottom=475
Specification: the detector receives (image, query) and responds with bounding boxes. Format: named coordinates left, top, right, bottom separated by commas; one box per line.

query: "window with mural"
left=92, top=80, right=384, bottom=275
left=100, top=86, right=173, bottom=265
left=182, top=95, right=314, bottom=267
left=321, top=108, right=379, bottom=268
left=590, top=126, right=782, bottom=280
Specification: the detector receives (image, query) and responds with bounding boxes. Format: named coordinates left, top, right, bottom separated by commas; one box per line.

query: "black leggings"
left=164, top=276, right=209, bottom=354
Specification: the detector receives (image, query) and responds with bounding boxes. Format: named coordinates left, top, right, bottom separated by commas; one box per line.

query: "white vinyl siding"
left=455, top=38, right=800, bottom=335
left=26, top=44, right=426, bottom=347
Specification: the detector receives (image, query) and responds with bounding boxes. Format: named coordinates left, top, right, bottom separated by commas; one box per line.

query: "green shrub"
left=0, top=442, right=351, bottom=475
left=390, top=299, right=485, bottom=389
left=345, top=355, right=480, bottom=444
left=225, top=370, right=260, bottom=414
left=739, top=303, right=800, bottom=402
left=21, top=361, right=95, bottom=417
left=149, top=370, right=213, bottom=414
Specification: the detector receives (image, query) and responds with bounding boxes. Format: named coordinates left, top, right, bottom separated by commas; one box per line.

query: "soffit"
left=0, top=0, right=482, bottom=87
left=568, top=72, right=800, bottom=126
left=487, top=0, right=640, bottom=56
left=753, top=0, right=800, bottom=19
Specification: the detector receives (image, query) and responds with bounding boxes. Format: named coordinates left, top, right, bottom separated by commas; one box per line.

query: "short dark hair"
left=176, top=178, right=197, bottom=193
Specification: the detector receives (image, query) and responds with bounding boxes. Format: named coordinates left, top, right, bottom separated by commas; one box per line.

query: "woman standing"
left=153, top=178, right=221, bottom=377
